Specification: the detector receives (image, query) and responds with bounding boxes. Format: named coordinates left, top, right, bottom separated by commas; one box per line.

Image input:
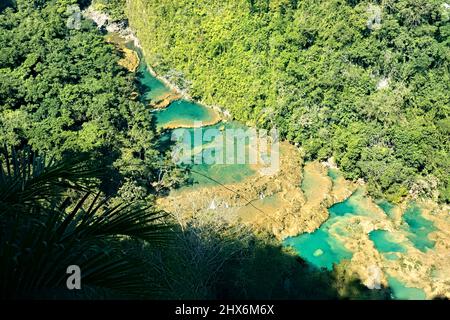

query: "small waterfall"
left=209, top=199, right=217, bottom=210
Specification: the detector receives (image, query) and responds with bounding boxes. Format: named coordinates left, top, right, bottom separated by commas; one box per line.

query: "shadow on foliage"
left=125, top=218, right=392, bottom=300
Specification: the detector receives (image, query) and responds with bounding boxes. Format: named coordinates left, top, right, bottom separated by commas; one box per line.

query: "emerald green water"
left=284, top=191, right=433, bottom=297
left=369, top=230, right=405, bottom=253
left=130, top=42, right=220, bottom=129
left=284, top=226, right=352, bottom=270
left=284, top=189, right=436, bottom=298
left=403, top=204, right=436, bottom=252
left=155, top=100, right=218, bottom=128
left=190, top=163, right=255, bottom=185
left=328, top=196, right=359, bottom=216
left=384, top=253, right=400, bottom=261
left=376, top=200, right=396, bottom=219
left=387, top=276, right=426, bottom=300
left=372, top=201, right=435, bottom=252
left=128, top=43, right=171, bottom=103
left=283, top=189, right=375, bottom=270
left=328, top=189, right=369, bottom=217
left=138, top=66, right=169, bottom=102
left=169, top=122, right=256, bottom=186
left=283, top=171, right=434, bottom=298
left=327, top=168, right=340, bottom=182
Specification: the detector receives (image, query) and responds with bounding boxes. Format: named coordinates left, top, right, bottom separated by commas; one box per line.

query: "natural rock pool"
left=369, top=230, right=406, bottom=254
left=387, top=276, right=426, bottom=300
left=402, top=203, right=436, bottom=252
left=155, top=100, right=221, bottom=129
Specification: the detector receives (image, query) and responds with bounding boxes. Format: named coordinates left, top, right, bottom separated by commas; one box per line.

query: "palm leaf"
left=0, top=145, right=172, bottom=299
left=0, top=146, right=101, bottom=212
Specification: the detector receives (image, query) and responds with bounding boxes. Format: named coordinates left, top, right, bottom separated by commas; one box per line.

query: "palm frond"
left=0, top=145, right=172, bottom=299
left=0, top=146, right=101, bottom=212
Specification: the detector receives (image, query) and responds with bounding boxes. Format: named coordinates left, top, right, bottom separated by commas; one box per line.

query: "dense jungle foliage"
left=91, top=0, right=126, bottom=21
left=0, top=0, right=190, bottom=198
left=126, top=0, right=450, bottom=203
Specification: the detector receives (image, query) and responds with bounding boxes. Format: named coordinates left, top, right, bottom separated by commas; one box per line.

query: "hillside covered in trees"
left=126, top=0, right=450, bottom=203
left=0, top=0, right=193, bottom=198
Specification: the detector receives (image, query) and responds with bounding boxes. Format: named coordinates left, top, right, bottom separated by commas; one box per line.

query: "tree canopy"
left=0, top=0, right=189, bottom=197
